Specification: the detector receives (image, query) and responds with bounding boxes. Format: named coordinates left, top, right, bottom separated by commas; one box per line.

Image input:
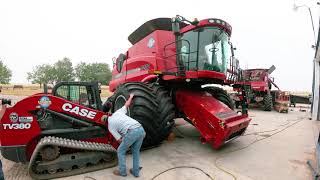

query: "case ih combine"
left=232, top=65, right=280, bottom=111
left=0, top=15, right=251, bottom=179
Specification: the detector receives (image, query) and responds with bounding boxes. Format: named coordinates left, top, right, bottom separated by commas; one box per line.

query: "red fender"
left=141, top=75, right=158, bottom=83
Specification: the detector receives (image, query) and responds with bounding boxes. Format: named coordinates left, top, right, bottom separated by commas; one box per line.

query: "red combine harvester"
left=232, top=65, right=279, bottom=111
left=0, top=16, right=251, bottom=179
left=109, top=15, right=251, bottom=148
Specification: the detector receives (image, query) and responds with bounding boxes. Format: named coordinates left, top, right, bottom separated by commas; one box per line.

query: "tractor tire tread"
left=204, top=87, right=235, bottom=110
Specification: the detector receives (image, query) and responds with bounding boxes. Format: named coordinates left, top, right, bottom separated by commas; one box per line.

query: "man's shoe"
left=113, top=170, right=127, bottom=177
left=129, top=167, right=142, bottom=177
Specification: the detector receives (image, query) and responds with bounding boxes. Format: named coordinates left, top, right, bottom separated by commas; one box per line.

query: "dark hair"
left=102, top=96, right=114, bottom=112
left=102, top=102, right=111, bottom=112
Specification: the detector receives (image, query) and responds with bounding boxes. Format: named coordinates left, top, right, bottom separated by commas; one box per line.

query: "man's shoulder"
left=116, top=106, right=127, bottom=114
left=109, top=112, right=125, bottom=122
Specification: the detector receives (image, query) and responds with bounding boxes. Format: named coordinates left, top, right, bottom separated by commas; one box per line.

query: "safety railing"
left=163, top=39, right=198, bottom=75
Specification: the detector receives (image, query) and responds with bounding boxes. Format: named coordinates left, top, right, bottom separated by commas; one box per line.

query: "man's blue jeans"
left=117, top=126, right=146, bottom=177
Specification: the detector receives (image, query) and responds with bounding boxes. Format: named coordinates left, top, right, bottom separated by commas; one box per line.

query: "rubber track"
left=28, top=136, right=117, bottom=180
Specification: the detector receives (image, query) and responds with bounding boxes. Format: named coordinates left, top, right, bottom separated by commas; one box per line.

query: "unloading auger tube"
left=28, top=136, right=118, bottom=180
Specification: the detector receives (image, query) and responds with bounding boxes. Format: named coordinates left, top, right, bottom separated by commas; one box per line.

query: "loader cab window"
left=55, top=85, right=97, bottom=109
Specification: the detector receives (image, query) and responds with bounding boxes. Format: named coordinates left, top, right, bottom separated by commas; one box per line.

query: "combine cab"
left=109, top=16, right=251, bottom=149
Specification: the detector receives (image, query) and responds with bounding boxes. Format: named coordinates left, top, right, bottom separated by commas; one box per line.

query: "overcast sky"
left=0, top=0, right=318, bottom=91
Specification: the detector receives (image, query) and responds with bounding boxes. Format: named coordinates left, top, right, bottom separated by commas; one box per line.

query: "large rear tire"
left=204, top=87, right=235, bottom=110
left=263, top=93, right=272, bottom=111
left=112, top=82, right=170, bottom=147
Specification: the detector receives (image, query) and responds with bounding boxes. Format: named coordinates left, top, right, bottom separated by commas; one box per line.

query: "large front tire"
left=149, top=83, right=175, bottom=139
left=112, top=82, right=170, bottom=147
left=204, top=87, right=235, bottom=110
left=263, top=93, right=272, bottom=111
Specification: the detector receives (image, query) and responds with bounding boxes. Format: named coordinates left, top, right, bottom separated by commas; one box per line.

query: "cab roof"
left=128, top=18, right=188, bottom=45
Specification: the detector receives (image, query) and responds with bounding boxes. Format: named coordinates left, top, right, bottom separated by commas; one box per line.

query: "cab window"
left=55, top=85, right=96, bottom=108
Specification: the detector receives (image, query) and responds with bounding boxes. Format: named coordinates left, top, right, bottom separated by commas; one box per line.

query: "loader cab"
left=52, top=82, right=103, bottom=110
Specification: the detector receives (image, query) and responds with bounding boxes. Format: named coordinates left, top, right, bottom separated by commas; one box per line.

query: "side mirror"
left=229, top=41, right=236, bottom=57
left=112, top=57, right=116, bottom=67
left=116, top=54, right=127, bottom=72
left=171, top=17, right=180, bottom=35
left=231, top=57, right=240, bottom=79
left=116, top=58, right=120, bottom=72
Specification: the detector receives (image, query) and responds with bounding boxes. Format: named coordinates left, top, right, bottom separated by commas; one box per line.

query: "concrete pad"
left=0, top=106, right=316, bottom=180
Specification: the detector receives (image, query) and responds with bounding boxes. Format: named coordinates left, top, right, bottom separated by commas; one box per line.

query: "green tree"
left=52, top=57, right=75, bottom=83
left=75, top=62, right=112, bottom=85
left=27, top=64, right=55, bottom=87
left=0, top=60, right=12, bottom=84
left=27, top=57, right=75, bottom=86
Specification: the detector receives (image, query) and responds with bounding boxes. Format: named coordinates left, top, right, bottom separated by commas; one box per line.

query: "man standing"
left=108, top=93, right=146, bottom=177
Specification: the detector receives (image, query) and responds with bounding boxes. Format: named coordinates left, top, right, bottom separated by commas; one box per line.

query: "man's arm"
left=114, top=93, right=134, bottom=115
left=124, top=93, right=134, bottom=108
left=108, top=126, right=122, bottom=142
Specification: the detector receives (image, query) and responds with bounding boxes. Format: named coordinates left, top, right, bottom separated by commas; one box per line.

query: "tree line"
left=0, top=58, right=112, bottom=85
left=0, top=60, right=12, bottom=84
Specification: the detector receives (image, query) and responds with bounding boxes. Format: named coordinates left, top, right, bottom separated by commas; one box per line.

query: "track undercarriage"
left=29, top=136, right=117, bottom=179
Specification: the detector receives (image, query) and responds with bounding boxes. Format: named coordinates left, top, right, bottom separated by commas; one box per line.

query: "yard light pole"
left=293, top=2, right=320, bottom=120
left=293, top=3, right=317, bottom=47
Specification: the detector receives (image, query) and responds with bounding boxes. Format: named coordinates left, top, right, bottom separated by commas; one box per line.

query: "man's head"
left=103, top=97, right=113, bottom=113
